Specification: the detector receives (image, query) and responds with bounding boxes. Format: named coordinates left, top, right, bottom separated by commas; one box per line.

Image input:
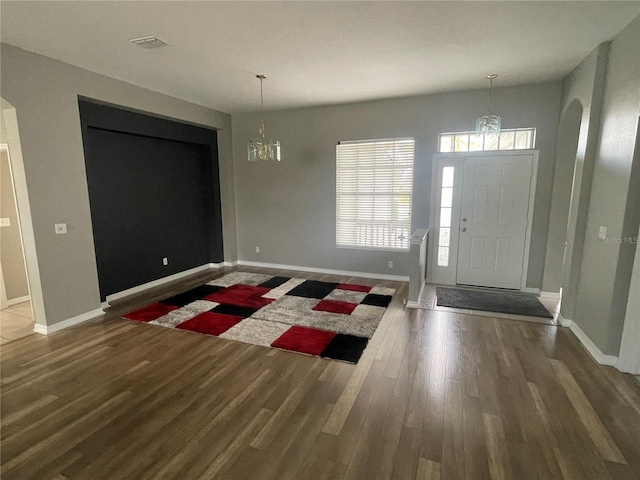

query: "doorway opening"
left=1, top=97, right=45, bottom=340
left=543, top=99, right=584, bottom=320
left=428, top=151, right=539, bottom=292
left=0, top=144, right=33, bottom=343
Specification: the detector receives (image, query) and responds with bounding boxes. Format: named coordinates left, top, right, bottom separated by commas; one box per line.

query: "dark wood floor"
left=1, top=266, right=640, bottom=479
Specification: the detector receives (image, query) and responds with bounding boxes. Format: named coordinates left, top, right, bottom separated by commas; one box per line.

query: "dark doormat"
left=436, top=287, right=553, bottom=318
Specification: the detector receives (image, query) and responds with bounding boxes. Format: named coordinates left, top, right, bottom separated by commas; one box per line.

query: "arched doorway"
left=544, top=99, right=584, bottom=295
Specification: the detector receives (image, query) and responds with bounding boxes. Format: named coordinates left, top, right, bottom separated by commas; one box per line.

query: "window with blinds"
left=336, top=138, right=415, bottom=251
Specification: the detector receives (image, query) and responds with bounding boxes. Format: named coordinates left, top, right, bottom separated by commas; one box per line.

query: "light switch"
left=0, top=218, right=10, bottom=227
left=598, top=226, right=607, bottom=240
left=55, top=223, right=67, bottom=234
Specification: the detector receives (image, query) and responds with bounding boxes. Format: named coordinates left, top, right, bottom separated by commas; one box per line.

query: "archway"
left=543, top=99, right=583, bottom=297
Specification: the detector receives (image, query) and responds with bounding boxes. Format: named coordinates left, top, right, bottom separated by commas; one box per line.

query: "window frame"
left=438, top=127, right=536, bottom=153
left=335, top=137, right=416, bottom=252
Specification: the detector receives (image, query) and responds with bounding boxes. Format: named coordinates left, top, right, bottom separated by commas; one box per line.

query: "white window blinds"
left=336, top=138, right=415, bottom=250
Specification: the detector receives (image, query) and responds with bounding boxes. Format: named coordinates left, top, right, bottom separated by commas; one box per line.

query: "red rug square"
left=312, top=299, right=358, bottom=315
left=124, top=302, right=178, bottom=322
left=337, top=283, right=372, bottom=293
left=204, top=284, right=274, bottom=309
left=272, top=326, right=337, bottom=356
left=176, top=311, right=242, bottom=336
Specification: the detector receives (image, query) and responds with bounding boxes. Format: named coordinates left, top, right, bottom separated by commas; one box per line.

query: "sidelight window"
left=437, top=166, right=455, bottom=266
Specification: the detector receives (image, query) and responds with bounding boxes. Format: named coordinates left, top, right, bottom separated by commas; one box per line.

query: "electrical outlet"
left=388, top=261, right=393, bottom=268
left=162, top=257, right=168, bottom=266
left=55, top=223, right=67, bottom=234
left=255, top=246, right=260, bottom=253
left=0, top=218, right=10, bottom=227
left=598, top=226, right=608, bottom=240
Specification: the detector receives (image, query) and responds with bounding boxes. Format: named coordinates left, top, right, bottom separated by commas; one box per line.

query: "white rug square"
left=250, top=296, right=382, bottom=338
left=351, top=304, right=387, bottom=320
left=262, top=278, right=306, bottom=299
left=150, top=308, right=200, bottom=328
left=220, top=318, right=290, bottom=347
left=323, top=289, right=367, bottom=304
left=369, top=286, right=396, bottom=296
left=182, top=300, right=219, bottom=313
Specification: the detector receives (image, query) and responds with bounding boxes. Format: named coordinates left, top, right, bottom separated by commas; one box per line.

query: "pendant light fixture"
left=248, top=74, right=281, bottom=162
left=475, top=74, right=501, bottom=137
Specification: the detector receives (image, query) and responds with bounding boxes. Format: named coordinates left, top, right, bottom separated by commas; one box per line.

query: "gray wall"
left=551, top=44, right=609, bottom=316
left=232, top=83, right=562, bottom=285
left=0, top=149, right=30, bottom=300
left=571, top=17, right=640, bottom=356
left=0, top=43, right=238, bottom=327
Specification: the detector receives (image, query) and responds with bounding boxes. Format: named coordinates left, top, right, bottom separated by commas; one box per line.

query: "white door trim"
left=427, top=150, right=539, bottom=291
left=1, top=103, right=45, bottom=329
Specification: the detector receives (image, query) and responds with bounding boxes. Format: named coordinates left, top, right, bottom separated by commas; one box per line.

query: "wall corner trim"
left=237, top=260, right=410, bottom=282
left=406, top=300, right=420, bottom=309
left=558, top=313, right=573, bottom=327
left=567, top=320, right=619, bottom=367
left=33, top=308, right=105, bottom=335
left=522, top=287, right=542, bottom=295
left=214, top=261, right=238, bottom=268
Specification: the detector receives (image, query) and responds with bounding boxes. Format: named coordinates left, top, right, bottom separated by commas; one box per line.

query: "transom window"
left=439, top=128, right=536, bottom=153
left=336, top=138, right=415, bottom=251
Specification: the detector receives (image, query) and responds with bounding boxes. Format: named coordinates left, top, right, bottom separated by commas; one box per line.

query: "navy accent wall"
left=78, top=99, right=223, bottom=301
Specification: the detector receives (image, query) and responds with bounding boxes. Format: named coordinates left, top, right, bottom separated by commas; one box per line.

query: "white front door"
left=456, top=154, right=533, bottom=289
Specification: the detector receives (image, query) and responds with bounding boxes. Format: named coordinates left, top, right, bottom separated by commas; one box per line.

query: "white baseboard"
left=522, top=287, right=541, bottom=295
left=6, top=295, right=30, bottom=306
left=237, top=260, right=409, bottom=282
left=105, top=264, right=216, bottom=305
left=566, top=320, right=618, bottom=366
left=406, top=281, right=426, bottom=309
left=211, top=261, right=238, bottom=268
left=33, top=308, right=104, bottom=335
left=540, top=291, right=562, bottom=301
left=558, top=313, right=573, bottom=327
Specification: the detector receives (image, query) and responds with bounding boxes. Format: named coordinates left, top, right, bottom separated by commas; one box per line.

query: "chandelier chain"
left=487, top=74, right=497, bottom=115
left=258, top=75, right=265, bottom=138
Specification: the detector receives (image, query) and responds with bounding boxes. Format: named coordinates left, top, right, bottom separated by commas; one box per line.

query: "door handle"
left=461, top=227, right=467, bottom=232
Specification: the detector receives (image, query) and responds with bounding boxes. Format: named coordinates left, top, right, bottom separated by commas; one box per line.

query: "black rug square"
left=162, top=285, right=224, bottom=306
left=436, top=287, right=553, bottom=318
left=287, top=280, right=340, bottom=299
left=259, top=276, right=291, bottom=289
left=212, top=303, right=259, bottom=318
left=361, top=293, right=393, bottom=307
left=321, top=334, right=369, bottom=363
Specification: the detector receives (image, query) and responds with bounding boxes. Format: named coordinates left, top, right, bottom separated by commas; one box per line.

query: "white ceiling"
left=2, top=1, right=639, bottom=113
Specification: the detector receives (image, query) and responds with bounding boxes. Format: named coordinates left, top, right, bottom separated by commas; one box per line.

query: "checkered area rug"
left=123, top=272, right=395, bottom=363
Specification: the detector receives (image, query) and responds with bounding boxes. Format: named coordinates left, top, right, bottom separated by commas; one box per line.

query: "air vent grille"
left=130, top=36, right=168, bottom=49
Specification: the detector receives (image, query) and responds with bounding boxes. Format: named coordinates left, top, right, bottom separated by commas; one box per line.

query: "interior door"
left=456, top=154, right=533, bottom=289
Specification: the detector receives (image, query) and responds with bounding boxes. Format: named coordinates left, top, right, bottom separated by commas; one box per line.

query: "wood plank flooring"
left=1, top=266, right=640, bottom=479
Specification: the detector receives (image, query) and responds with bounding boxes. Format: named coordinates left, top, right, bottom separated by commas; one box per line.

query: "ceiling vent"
left=129, top=36, right=168, bottom=49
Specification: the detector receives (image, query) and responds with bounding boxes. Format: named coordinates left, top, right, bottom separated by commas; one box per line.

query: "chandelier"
left=475, top=74, right=501, bottom=137
left=248, top=74, right=281, bottom=162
